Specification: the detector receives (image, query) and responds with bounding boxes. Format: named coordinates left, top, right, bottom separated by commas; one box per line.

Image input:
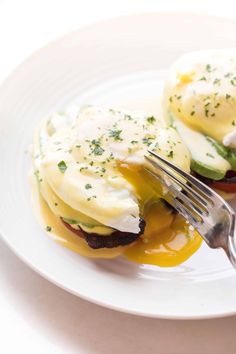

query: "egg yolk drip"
left=118, top=164, right=202, bottom=267
left=125, top=202, right=202, bottom=267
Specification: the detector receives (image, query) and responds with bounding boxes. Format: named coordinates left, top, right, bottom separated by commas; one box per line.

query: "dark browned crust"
left=61, top=218, right=146, bottom=249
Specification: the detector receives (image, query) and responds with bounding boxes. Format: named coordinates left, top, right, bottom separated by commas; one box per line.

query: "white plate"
left=1, top=12, right=236, bottom=319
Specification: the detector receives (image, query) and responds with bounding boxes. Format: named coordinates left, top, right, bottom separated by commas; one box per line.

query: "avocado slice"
left=174, top=119, right=231, bottom=180
left=206, top=136, right=236, bottom=171
left=62, top=217, right=114, bottom=235
left=190, top=160, right=226, bottom=180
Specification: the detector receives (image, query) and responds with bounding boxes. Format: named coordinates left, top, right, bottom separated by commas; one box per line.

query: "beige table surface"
left=1, top=1, right=236, bottom=353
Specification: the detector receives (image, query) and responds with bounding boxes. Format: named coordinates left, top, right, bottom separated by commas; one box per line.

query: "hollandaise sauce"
left=37, top=184, right=202, bottom=267
left=32, top=102, right=202, bottom=267
left=32, top=158, right=202, bottom=267
left=35, top=182, right=126, bottom=259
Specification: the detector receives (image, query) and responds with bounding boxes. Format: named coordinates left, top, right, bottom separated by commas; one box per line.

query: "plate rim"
left=1, top=11, right=236, bottom=320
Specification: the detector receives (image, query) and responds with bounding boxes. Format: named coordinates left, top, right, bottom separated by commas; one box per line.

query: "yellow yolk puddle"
left=119, top=163, right=202, bottom=266
left=124, top=202, right=202, bottom=267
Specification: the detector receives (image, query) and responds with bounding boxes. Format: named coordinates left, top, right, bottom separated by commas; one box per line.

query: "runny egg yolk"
left=118, top=163, right=202, bottom=267
left=124, top=202, right=202, bottom=267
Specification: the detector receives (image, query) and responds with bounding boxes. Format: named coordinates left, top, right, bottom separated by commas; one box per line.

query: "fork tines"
left=144, top=149, right=234, bottom=228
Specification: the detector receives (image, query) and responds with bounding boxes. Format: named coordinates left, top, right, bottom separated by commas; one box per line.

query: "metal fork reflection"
left=144, top=150, right=236, bottom=268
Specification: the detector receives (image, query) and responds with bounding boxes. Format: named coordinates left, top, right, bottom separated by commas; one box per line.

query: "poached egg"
left=163, top=49, right=236, bottom=146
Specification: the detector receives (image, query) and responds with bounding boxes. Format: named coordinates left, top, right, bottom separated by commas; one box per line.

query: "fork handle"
left=226, top=236, right=236, bottom=268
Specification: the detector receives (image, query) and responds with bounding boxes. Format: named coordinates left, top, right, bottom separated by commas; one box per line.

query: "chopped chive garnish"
left=57, top=160, right=67, bottom=173
left=213, top=78, right=221, bottom=85
left=147, top=116, right=156, bottom=124
left=206, top=153, right=214, bottom=158
left=108, top=129, right=123, bottom=141
left=206, top=64, right=212, bottom=72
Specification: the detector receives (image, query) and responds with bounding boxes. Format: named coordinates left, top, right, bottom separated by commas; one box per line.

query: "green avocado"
left=190, top=160, right=226, bottom=180
left=173, top=119, right=231, bottom=180
left=62, top=217, right=114, bottom=235
left=206, top=136, right=236, bottom=171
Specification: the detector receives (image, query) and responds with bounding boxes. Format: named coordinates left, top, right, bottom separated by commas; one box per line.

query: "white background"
left=1, top=0, right=236, bottom=353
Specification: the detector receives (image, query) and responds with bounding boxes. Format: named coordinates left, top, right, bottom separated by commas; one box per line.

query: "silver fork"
left=144, top=150, right=236, bottom=268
